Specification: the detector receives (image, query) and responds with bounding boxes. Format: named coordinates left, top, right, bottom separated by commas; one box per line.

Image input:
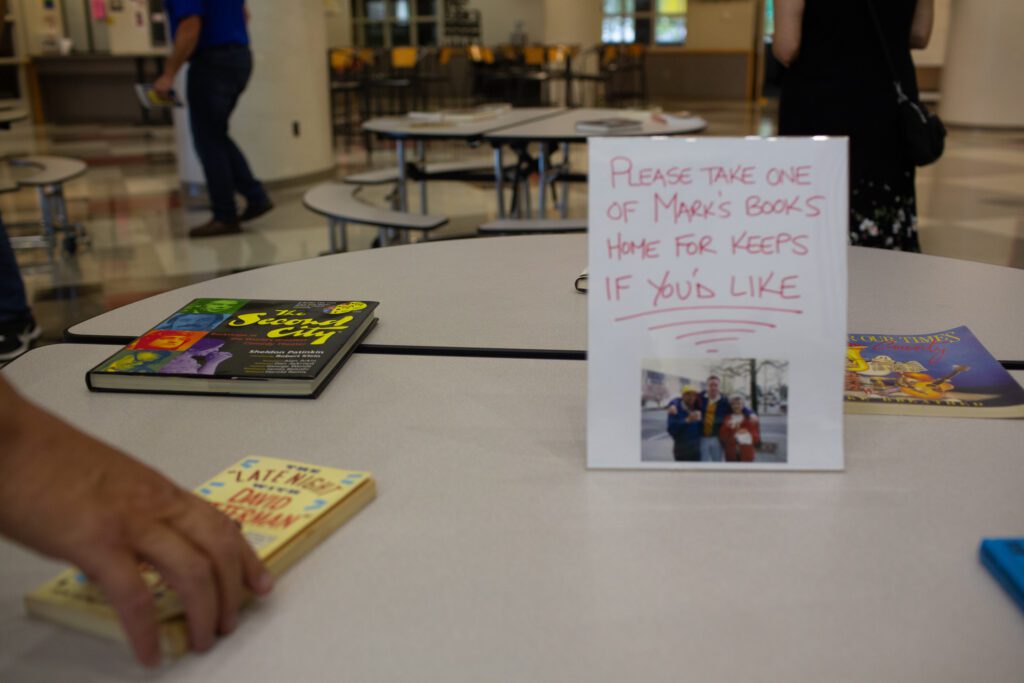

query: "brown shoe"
left=189, top=219, right=241, bottom=238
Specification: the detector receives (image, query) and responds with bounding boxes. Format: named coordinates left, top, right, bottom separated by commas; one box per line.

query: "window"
left=352, top=0, right=439, bottom=47
left=602, top=0, right=687, bottom=45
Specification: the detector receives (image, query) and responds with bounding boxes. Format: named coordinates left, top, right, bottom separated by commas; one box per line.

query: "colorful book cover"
left=26, top=456, right=376, bottom=655
left=86, top=298, right=378, bottom=397
left=845, top=325, right=1024, bottom=417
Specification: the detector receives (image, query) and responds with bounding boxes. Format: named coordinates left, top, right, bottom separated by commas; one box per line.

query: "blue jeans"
left=187, top=46, right=268, bottom=222
left=0, top=216, right=30, bottom=323
left=700, top=437, right=724, bottom=463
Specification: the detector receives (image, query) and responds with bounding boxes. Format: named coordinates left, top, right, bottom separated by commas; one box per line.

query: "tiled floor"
left=4, top=100, right=1022, bottom=353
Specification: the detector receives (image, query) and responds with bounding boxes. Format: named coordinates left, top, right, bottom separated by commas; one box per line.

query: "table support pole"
left=522, top=165, right=532, bottom=219
left=396, top=138, right=408, bottom=212
left=417, top=139, right=427, bottom=214
left=538, top=144, right=547, bottom=217
left=559, top=143, right=570, bottom=218
left=493, top=145, right=505, bottom=218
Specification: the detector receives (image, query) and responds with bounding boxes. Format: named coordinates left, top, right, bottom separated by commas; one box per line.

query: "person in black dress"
left=774, top=0, right=934, bottom=251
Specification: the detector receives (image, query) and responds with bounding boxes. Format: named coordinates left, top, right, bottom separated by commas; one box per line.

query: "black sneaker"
left=0, top=315, right=41, bottom=362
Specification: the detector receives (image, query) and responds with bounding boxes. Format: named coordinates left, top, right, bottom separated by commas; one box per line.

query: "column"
left=939, top=0, right=1024, bottom=128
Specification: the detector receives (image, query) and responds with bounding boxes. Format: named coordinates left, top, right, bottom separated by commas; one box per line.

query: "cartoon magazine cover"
left=845, top=326, right=1024, bottom=417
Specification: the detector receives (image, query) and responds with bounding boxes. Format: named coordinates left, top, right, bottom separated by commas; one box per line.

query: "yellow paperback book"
left=25, top=456, right=376, bottom=655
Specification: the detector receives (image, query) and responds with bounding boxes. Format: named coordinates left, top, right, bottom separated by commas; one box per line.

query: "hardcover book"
left=845, top=325, right=1024, bottom=417
left=86, top=298, right=379, bottom=398
left=25, top=456, right=376, bottom=656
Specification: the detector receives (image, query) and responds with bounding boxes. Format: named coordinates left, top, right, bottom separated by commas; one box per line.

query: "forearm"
left=161, top=16, right=202, bottom=81
left=0, top=376, right=31, bottom=459
left=772, top=0, right=805, bottom=67
left=909, top=0, right=934, bottom=49
left=0, top=378, right=72, bottom=547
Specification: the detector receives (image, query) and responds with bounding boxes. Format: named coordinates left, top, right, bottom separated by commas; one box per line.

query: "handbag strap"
left=865, top=0, right=910, bottom=102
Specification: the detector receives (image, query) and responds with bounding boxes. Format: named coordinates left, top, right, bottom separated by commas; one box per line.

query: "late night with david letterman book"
left=26, top=456, right=377, bottom=656
left=845, top=325, right=1024, bottom=418
left=86, top=298, right=379, bottom=398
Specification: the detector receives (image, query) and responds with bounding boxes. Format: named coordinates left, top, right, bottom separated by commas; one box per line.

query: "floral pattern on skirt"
left=849, top=170, right=920, bottom=252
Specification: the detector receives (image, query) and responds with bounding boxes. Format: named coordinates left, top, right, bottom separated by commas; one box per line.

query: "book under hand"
left=574, top=118, right=643, bottom=134
left=86, top=298, right=379, bottom=398
left=844, top=325, right=1024, bottom=417
left=25, top=456, right=376, bottom=657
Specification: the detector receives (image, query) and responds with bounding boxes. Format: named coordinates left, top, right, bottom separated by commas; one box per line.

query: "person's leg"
left=703, top=438, right=724, bottom=463
left=219, top=50, right=270, bottom=212
left=699, top=437, right=714, bottom=462
left=0, top=216, right=40, bottom=360
left=673, top=439, right=686, bottom=462
left=187, top=57, right=242, bottom=225
left=682, top=440, right=700, bottom=462
left=0, top=217, right=30, bottom=323
left=713, top=439, right=726, bottom=462
left=225, top=138, right=267, bottom=205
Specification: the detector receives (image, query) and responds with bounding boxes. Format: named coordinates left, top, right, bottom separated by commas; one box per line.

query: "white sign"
left=587, top=137, right=847, bottom=470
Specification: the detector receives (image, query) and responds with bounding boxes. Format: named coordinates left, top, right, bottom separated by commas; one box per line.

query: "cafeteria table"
left=0, top=343, right=1021, bottom=682
left=362, top=107, right=563, bottom=212
left=65, top=235, right=1024, bottom=364
left=481, top=107, right=708, bottom=218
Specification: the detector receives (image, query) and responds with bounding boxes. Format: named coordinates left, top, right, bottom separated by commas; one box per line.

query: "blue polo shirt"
left=165, top=0, right=249, bottom=50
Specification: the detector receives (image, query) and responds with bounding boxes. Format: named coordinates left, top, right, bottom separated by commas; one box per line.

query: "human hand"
left=0, top=384, right=272, bottom=666
left=667, top=405, right=678, bottom=416
left=153, top=73, right=175, bottom=100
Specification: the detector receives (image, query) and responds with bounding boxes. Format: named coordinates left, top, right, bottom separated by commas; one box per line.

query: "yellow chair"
left=329, top=48, right=354, bottom=72
left=523, top=45, right=546, bottom=67
left=439, top=46, right=463, bottom=66
left=390, top=46, right=418, bottom=70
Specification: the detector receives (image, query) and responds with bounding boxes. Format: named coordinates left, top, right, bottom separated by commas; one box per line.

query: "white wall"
left=543, top=0, right=601, bottom=47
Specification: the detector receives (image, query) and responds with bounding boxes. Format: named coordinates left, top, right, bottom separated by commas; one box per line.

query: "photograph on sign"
left=641, top=357, right=788, bottom=464
left=587, top=137, right=846, bottom=470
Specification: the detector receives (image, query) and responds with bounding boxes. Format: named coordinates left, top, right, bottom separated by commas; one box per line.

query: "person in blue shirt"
left=666, top=385, right=703, bottom=462
left=156, top=0, right=273, bottom=238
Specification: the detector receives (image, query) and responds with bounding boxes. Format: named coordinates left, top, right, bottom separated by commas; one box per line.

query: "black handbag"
left=866, top=0, right=946, bottom=166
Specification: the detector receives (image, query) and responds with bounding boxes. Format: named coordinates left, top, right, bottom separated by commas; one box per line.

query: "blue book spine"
left=979, top=538, right=1024, bottom=615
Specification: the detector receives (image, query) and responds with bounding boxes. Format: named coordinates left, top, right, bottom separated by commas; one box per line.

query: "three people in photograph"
left=666, top=375, right=761, bottom=463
